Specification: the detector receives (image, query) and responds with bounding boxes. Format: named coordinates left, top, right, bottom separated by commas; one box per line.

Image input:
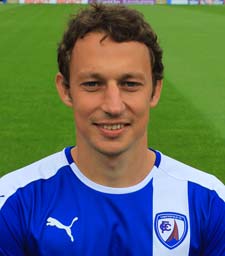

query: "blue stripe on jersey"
left=65, top=146, right=74, bottom=164
left=188, top=181, right=225, bottom=256
left=153, top=150, right=161, bottom=168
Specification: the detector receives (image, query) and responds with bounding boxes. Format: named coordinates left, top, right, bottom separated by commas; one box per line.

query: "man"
left=0, top=4, right=224, bottom=256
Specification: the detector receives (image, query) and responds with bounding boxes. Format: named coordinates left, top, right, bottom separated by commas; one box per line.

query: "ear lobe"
left=149, top=80, right=163, bottom=108
left=55, top=72, right=73, bottom=107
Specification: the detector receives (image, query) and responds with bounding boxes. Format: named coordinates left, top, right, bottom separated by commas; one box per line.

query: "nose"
left=101, top=83, right=125, bottom=116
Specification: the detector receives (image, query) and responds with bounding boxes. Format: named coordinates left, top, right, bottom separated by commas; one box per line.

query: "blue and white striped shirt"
left=0, top=147, right=224, bottom=255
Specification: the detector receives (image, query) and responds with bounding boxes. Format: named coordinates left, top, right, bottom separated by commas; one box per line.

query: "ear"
left=55, top=72, right=73, bottom=107
left=149, top=80, right=163, bottom=108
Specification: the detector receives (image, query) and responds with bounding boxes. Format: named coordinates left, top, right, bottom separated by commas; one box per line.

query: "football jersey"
left=0, top=147, right=224, bottom=256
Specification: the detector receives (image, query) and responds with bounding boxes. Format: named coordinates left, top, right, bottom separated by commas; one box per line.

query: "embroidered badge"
left=154, top=212, right=188, bottom=249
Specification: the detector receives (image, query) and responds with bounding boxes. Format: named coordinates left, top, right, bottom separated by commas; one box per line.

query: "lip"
left=94, top=122, right=130, bottom=138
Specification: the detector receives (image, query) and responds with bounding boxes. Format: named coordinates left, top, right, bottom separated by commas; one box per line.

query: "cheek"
left=73, top=103, right=89, bottom=123
left=129, top=95, right=151, bottom=118
left=71, top=97, right=87, bottom=124
left=133, top=100, right=151, bottom=132
left=72, top=95, right=99, bottom=125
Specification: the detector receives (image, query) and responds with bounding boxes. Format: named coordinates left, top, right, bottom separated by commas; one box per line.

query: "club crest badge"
left=154, top=212, right=188, bottom=249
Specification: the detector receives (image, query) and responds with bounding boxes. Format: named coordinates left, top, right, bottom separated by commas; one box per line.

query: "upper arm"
left=0, top=196, right=26, bottom=256
left=203, top=193, right=225, bottom=256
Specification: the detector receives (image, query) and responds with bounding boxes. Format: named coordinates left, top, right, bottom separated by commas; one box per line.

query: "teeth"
left=102, top=124, right=125, bottom=130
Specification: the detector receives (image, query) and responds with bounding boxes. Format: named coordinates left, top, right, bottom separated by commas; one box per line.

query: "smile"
left=100, top=124, right=125, bottom=130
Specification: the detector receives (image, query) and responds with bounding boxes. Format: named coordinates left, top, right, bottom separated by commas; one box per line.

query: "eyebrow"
left=80, top=73, right=103, bottom=80
left=119, top=73, right=146, bottom=81
left=78, top=72, right=146, bottom=81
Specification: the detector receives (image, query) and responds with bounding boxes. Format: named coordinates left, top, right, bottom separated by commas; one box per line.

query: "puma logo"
left=46, top=216, right=78, bottom=242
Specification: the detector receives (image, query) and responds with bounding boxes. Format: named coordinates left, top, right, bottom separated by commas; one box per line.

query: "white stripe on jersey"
left=152, top=168, right=190, bottom=255
left=152, top=152, right=225, bottom=255
left=0, top=150, right=68, bottom=209
left=159, top=154, right=225, bottom=202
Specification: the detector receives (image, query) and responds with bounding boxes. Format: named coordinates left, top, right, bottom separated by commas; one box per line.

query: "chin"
left=94, top=144, right=129, bottom=157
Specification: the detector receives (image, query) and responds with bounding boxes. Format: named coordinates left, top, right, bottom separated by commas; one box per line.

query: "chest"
left=26, top=183, right=191, bottom=255
left=29, top=188, right=151, bottom=254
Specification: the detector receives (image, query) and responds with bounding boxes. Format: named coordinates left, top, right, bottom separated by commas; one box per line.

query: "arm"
left=203, top=192, right=225, bottom=255
left=0, top=196, right=26, bottom=256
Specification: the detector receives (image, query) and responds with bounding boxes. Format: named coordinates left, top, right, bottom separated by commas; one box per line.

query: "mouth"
left=98, top=123, right=126, bottom=131
left=93, top=122, right=130, bottom=137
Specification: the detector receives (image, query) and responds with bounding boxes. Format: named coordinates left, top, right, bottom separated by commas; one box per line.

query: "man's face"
left=57, top=32, right=162, bottom=156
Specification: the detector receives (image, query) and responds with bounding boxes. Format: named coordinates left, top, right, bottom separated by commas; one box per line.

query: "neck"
left=71, top=143, right=156, bottom=188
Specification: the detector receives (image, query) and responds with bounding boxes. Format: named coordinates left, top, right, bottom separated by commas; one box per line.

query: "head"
left=57, top=3, right=163, bottom=92
left=56, top=4, right=164, bottom=157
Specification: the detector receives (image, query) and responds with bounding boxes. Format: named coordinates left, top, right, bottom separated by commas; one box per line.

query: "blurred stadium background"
left=0, top=3, right=224, bottom=183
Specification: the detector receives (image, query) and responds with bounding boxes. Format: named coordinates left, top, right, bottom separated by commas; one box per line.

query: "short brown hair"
left=57, top=3, right=164, bottom=88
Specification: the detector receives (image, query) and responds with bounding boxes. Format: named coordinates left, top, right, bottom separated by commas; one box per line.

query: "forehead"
left=70, top=32, right=152, bottom=74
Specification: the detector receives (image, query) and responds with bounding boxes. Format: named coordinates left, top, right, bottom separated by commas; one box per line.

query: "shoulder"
left=0, top=148, right=69, bottom=209
left=157, top=152, right=225, bottom=202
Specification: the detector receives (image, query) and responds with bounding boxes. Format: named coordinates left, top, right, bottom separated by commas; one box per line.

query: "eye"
left=80, top=81, right=102, bottom=92
left=120, top=81, right=142, bottom=91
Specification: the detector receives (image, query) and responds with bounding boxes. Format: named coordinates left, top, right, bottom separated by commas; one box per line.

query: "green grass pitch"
left=0, top=4, right=224, bottom=182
